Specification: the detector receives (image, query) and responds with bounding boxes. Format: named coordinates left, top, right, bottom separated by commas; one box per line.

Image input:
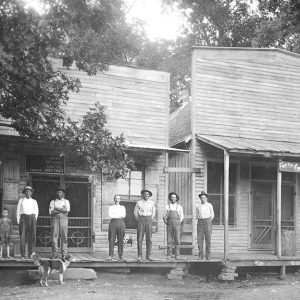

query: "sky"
left=24, top=0, right=185, bottom=41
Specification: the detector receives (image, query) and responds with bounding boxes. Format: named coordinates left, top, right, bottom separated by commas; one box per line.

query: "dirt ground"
left=1, top=268, right=300, bottom=300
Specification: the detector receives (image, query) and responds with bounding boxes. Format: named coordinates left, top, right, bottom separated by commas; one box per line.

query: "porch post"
left=276, top=161, right=282, bottom=258
left=224, top=150, right=230, bottom=261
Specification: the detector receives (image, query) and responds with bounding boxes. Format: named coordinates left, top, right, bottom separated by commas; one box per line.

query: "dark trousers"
left=108, top=219, right=126, bottom=257
left=167, top=224, right=181, bottom=256
left=137, top=216, right=152, bottom=257
left=19, top=214, right=37, bottom=257
left=51, top=214, right=68, bottom=256
left=197, top=218, right=212, bottom=259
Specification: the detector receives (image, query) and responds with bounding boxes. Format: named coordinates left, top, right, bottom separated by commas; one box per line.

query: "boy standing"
left=0, top=208, right=12, bottom=258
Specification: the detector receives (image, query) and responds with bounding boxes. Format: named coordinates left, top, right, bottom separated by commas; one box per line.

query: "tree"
left=0, top=0, right=139, bottom=178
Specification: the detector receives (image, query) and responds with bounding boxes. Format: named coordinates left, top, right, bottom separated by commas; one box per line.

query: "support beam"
left=224, top=150, right=230, bottom=261
left=277, top=162, right=282, bottom=258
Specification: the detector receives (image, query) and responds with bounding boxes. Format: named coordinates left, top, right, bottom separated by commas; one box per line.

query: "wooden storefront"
left=0, top=62, right=175, bottom=256
left=170, top=47, right=300, bottom=259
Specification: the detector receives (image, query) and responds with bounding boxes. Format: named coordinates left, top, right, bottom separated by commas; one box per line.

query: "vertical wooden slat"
left=277, top=161, right=282, bottom=258
left=224, top=150, right=230, bottom=261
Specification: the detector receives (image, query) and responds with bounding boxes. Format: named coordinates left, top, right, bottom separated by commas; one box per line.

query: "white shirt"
left=134, top=199, right=156, bottom=219
left=16, top=197, right=39, bottom=224
left=49, top=198, right=70, bottom=215
left=109, top=205, right=126, bottom=219
left=196, top=202, right=214, bottom=220
left=164, top=203, right=184, bottom=222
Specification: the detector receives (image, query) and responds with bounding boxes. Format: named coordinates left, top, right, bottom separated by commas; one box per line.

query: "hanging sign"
left=279, top=161, right=300, bottom=173
left=26, top=154, right=65, bottom=174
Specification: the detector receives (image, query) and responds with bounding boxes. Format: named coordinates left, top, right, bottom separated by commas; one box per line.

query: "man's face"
left=200, top=195, right=207, bottom=204
left=114, top=195, right=121, bottom=204
left=170, top=194, right=177, bottom=204
left=2, top=210, right=8, bottom=218
left=57, top=191, right=64, bottom=199
left=25, top=190, right=32, bottom=198
left=142, top=192, right=150, bottom=200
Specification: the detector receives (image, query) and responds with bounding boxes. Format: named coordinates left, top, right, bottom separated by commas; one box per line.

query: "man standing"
left=134, top=189, right=156, bottom=261
left=49, top=187, right=70, bottom=260
left=107, top=194, right=126, bottom=262
left=163, top=192, right=184, bottom=260
left=16, top=186, right=39, bottom=258
left=196, top=191, right=214, bottom=260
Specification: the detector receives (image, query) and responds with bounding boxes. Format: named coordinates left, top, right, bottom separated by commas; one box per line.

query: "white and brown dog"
left=31, top=253, right=74, bottom=286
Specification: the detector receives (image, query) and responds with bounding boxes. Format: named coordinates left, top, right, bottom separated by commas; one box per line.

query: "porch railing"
left=36, top=216, right=92, bottom=248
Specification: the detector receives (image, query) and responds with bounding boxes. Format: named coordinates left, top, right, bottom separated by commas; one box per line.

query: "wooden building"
left=0, top=61, right=183, bottom=257
left=170, top=47, right=300, bottom=259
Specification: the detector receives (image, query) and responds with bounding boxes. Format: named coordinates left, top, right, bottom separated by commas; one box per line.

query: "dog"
left=31, top=253, right=74, bottom=286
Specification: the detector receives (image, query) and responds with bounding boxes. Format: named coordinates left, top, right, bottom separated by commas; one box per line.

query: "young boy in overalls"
left=163, top=193, right=184, bottom=260
left=0, top=208, right=12, bottom=258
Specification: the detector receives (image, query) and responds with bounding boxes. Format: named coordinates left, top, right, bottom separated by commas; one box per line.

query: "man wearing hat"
left=195, top=191, right=214, bottom=260
left=49, top=187, right=70, bottom=260
left=134, top=189, right=156, bottom=261
left=16, top=186, right=39, bottom=258
left=163, top=192, right=184, bottom=260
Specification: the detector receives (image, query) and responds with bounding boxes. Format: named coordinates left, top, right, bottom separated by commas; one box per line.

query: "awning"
left=196, top=134, right=300, bottom=157
left=126, top=143, right=189, bottom=153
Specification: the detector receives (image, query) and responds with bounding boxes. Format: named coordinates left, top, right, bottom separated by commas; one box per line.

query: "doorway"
left=251, top=181, right=294, bottom=250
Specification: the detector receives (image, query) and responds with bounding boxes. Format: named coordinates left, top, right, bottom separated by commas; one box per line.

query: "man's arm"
left=210, top=203, right=215, bottom=220
left=134, top=202, right=139, bottom=220
left=16, top=199, right=22, bottom=224
left=151, top=202, right=156, bottom=219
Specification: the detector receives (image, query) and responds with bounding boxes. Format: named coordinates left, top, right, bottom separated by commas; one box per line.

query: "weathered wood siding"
left=192, top=48, right=300, bottom=142
left=52, top=60, right=169, bottom=146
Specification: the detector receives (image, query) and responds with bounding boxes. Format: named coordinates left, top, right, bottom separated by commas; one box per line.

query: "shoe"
left=198, top=256, right=204, bottom=260
left=106, top=256, right=113, bottom=261
left=146, top=256, right=154, bottom=261
left=175, top=256, right=181, bottom=260
left=118, top=256, right=125, bottom=262
left=137, top=256, right=142, bottom=262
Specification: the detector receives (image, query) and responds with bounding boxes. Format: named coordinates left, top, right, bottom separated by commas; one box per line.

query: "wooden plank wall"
left=193, top=49, right=300, bottom=143
left=51, top=60, right=170, bottom=147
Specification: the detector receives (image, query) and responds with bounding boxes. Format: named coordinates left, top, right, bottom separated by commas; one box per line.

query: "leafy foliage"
left=0, top=0, right=137, bottom=177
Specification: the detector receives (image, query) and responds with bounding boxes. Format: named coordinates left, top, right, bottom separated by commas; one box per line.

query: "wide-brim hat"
left=168, top=192, right=179, bottom=201
left=22, top=186, right=34, bottom=193
left=56, top=186, right=65, bottom=193
left=198, top=191, right=208, bottom=198
left=141, top=189, right=152, bottom=197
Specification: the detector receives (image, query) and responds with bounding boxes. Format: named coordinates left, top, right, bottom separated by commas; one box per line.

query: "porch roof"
left=196, top=134, right=300, bottom=157
left=126, top=143, right=189, bottom=153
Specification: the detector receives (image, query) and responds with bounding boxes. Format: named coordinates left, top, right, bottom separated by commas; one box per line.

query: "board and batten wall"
left=190, top=48, right=300, bottom=256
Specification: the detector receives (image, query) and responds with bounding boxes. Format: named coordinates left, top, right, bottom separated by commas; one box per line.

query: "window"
left=117, top=170, right=144, bottom=229
left=207, top=161, right=237, bottom=225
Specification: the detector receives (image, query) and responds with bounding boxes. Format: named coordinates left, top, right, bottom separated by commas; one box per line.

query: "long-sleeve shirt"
left=134, top=199, right=156, bottom=219
left=195, top=202, right=214, bottom=220
left=109, top=205, right=126, bottom=219
left=49, top=198, right=70, bottom=215
left=164, top=203, right=184, bottom=222
left=16, top=197, right=39, bottom=224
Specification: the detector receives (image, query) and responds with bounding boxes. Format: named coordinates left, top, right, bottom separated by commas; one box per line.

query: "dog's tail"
left=31, top=253, right=42, bottom=267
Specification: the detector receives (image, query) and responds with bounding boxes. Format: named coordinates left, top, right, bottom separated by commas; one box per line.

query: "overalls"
left=166, top=204, right=181, bottom=257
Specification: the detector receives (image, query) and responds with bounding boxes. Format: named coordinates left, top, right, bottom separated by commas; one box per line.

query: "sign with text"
left=279, top=161, right=300, bottom=173
left=26, top=154, right=65, bottom=174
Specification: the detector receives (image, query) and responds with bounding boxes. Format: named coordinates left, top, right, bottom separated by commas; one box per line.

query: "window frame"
left=205, top=159, right=239, bottom=227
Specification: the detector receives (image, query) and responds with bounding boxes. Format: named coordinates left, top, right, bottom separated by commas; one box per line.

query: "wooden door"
left=251, top=182, right=275, bottom=250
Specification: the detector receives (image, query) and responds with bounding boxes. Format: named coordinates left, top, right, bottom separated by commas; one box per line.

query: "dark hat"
left=22, top=186, right=34, bottom=193
left=168, top=192, right=179, bottom=201
left=56, top=186, right=65, bottom=193
left=198, top=191, right=208, bottom=198
left=141, top=189, right=152, bottom=197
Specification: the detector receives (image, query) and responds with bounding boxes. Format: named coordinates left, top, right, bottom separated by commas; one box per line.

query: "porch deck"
left=1, top=252, right=300, bottom=269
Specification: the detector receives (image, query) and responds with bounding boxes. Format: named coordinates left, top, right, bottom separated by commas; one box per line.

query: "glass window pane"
left=251, top=165, right=276, bottom=180
left=130, top=179, right=142, bottom=195
left=117, top=178, right=129, bottom=195
left=131, top=171, right=142, bottom=180
left=207, top=162, right=223, bottom=193
left=208, top=194, right=221, bottom=225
